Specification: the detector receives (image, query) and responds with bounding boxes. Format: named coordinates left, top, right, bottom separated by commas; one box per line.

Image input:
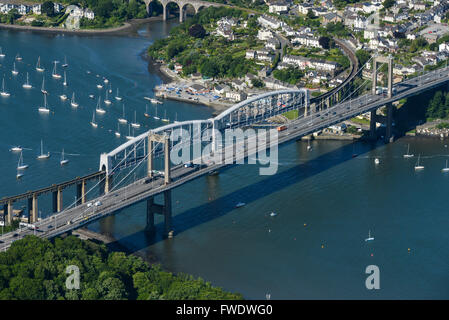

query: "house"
left=269, top=2, right=288, bottom=14
left=257, top=14, right=285, bottom=29
left=32, top=4, right=41, bottom=15
left=216, top=25, right=234, bottom=41
left=54, top=3, right=63, bottom=13
left=226, top=91, right=247, bottom=102
left=174, top=63, right=183, bottom=73
left=258, top=29, right=274, bottom=41
left=364, top=29, right=378, bottom=39
left=291, top=35, right=321, bottom=48
left=265, top=37, right=280, bottom=50
left=298, top=3, right=313, bottom=15
left=322, top=13, right=342, bottom=25
left=17, top=4, right=29, bottom=15
left=413, top=2, right=426, bottom=11
left=188, top=83, right=206, bottom=93
left=231, top=79, right=246, bottom=91
left=84, top=8, right=95, bottom=20
left=246, top=50, right=256, bottom=59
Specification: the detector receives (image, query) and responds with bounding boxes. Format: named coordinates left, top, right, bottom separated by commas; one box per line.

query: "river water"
left=0, top=21, right=448, bottom=299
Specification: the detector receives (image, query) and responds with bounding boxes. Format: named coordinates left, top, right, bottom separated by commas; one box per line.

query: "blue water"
left=1, top=21, right=448, bottom=299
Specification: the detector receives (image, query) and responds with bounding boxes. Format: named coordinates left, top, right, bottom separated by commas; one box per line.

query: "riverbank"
left=0, top=16, right=164, bottom=36
left=73, top=227, right=160, bottom=265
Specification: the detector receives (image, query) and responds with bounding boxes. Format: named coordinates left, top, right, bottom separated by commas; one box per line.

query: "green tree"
left=41, top=1, right=55, bottom=17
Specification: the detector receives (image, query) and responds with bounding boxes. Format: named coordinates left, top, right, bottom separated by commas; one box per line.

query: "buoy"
left=321, top=244, right=324, bottom=248
left=304, top=223, right=307, bottom=227
left=408, top=248, right=411, bottom=252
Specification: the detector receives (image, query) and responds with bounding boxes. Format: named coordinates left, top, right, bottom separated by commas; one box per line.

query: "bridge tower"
left=371, top=55, right=394, bottom=142
left=147, top=132, right=171, bottom=185
left=145, top=191, right=172, bottom=237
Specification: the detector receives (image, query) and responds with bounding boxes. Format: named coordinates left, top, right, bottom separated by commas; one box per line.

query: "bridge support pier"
left=369, top=109, right=377, bottom=140
left=3, top=202, right=13, bottom=225
left=147, top=133, right=171, bottom=184
left=145, top=190, right=173, bottom=237
left=32, top=194, right=38, bottom=223
left=385, top=103, right=394, bottom=143
left=27, top=198, right=33, bottom=223
left=76, top=180, right=86, bottom=206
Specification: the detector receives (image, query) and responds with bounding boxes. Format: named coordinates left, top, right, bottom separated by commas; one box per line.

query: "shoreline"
left=0, top=16, right=164, bottom=36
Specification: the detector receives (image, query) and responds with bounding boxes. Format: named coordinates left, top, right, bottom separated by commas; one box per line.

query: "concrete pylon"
left=145, top=190, right=173, bottom=237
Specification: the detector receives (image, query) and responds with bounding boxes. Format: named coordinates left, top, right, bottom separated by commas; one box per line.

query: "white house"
left=257, top=14, right=285, bottom=29
left=32, top=4, right=41, bottom=15
left=226, top=91, right=247, bottom=102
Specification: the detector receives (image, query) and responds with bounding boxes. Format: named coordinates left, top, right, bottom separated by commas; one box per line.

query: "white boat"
left=269, top=212, right=277, bottom=217
left=10, top=146, right=22, bottom=152
left=70, top=92, right=79, bottom=108
left=90, top=111, right=98, bottom=128
left=60, top=94, right=67, bottom=100
left=37, top=139, right=50, bottom=159
left=403, top=144, right=414, bottom=158
left=125, top=124, right=134, bottom=140
left=60, top=149, right=69, bottom=165
left=365, top=230, right=374, bottom=242
left=1, top=77, right=10, bottom=97
left=16, top=170, right=24, bottom=179
left=442, top=159, right=449, bottom=172
left=108, top=84, right=112, bottom=94
left=11, top=62, right=18, bottom=76
left=115, top=88, right=122, bottom=101
left=52, top=61, right=61, bottom=79
left=96, top=84, right=103, bottom=89
left=22, top=72, right=32, bottom=89
left=17, top=151, right=29, bottom=170
left=104, top=90, right=111, bottom=105
left=15, top=53, right=22, bottom=61
left=89, top=94, right=94, bottom=99
left=115, top=123, right=121, bottom=137
left=374, top=158, right=380, bottom=165
left=153, top=105, right=160, bottom=120
left=104, top=78, right=109, bottom=84
left=162, top=110, right=169, bottom=122
left=95, top=97, right=106, bottom=114
left=131, top=111, right=140, bottom=128
left=144, top=104, right=150, bottom=118
left=414, top=154, right=424, bottom=170
left=63, top=70, right=67, bottom=86
left=36, top=56, right=44, bottom=72
left=118, top=105, right=127, bottom=124
left=0, top=47, right=5, bottom=58
left=235, top=202, right=246, bottom=208
left=62, top=56, right=68, bottom=68
left=41, top=77, right=47, bottom=94
left=38, top=94, right=50, bottom=113
left=145, top=96, right=162, bottom=104
left=307, top=140, right=312, bottom=151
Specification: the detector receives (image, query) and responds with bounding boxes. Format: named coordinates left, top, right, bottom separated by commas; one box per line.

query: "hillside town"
left=151, top=0, right=449, bottom=137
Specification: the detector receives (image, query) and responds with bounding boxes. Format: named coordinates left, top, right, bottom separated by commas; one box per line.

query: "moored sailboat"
left=37, top=139, right=50, bottom=159
left=11, top=62, right=18, bottom=76
left=70, top=92, right=79, bottom=108
left=60, top=149, right=69, bottom=165
left=22, top=72, right=32, bottom=89
left=1, top=77, right=10, bottom=97
left=115, top=123, right=121, bottom=137
left=118, top=104, right=127, bottom=124
left=17, top=151, right=29, bottom=170
left=90, top=111, right=98, bottom=128
left=131, top=110, right=140, bottom=128
left=95, top=97, right=106, bottom=114
left=115, top=88, right=122, bottom=101
left=52, top=61, right=61, bottom=79
left=41, top=77, right=48, bottom=94
left=36, top=56, right=44, bottom=72
left=38, top=94, right=50, bottom=113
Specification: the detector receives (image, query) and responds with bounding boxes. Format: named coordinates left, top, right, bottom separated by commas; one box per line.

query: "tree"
left=251, top=78, right=265, bottom=88
left=41, top=1, right=55, bottom=17
left=383, top=0, right=395, bottom=9
left=188, top=24, right=206, bottom=38
left=319, top=36, right=331, bottom=49
left=355, top=49, right=371, bottom=66
left=306, top=9, right=316, bottom=19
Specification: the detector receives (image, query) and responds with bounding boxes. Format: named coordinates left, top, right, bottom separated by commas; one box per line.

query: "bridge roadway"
left=1, top=64, right=449, bottom=250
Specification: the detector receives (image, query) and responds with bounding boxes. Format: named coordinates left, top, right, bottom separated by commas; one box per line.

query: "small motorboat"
left=374, top=158, right=380, bottom=165
left=235, top=202, right=246, bottom=208
left=269, top=212, right=277, bottom=217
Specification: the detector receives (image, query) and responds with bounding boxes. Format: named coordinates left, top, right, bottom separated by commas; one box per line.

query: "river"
left=0, top=20, right=448, bottom=299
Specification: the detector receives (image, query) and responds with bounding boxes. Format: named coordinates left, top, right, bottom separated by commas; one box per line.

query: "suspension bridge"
left=1, top=54, right=448, bottom=250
